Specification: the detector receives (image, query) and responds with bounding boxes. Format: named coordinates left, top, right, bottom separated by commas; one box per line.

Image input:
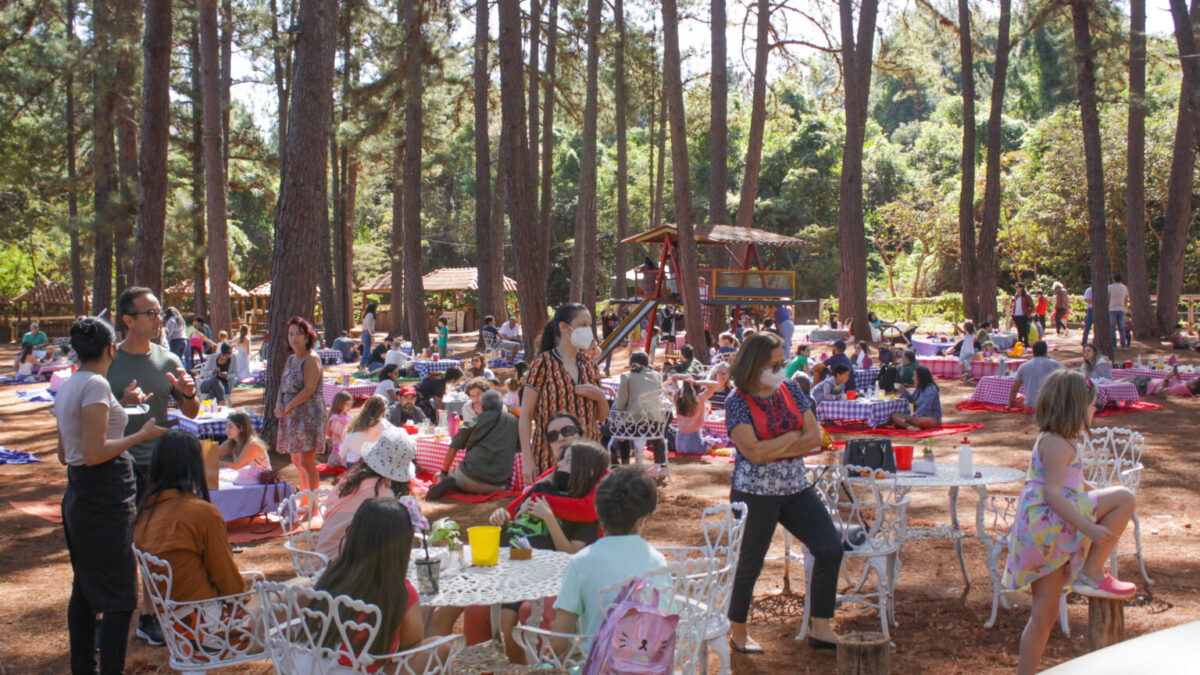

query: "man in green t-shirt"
left=106, top=286, right=200, bottom=646
left=21, top=322, right=49, bottom=348
left=898, top=349, right=918, bottom=386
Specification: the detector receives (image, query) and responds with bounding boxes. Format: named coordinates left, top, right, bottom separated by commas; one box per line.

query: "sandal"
left=729, top=636, right=764, bottom=654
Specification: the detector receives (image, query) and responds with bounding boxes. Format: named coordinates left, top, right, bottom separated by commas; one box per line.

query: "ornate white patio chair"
left=1080, top=427, right=1152, bottom=584
left=606, top=396, right=673, bottom=479
left=981, top=495, right=1070, bottom=635
left=277, top=488, right=331, bottom=579
left=133, top=545, right=266, bottom=672
left=797, top=465, right=909, bottom=640
left=257, top=581, right=464, bottom=675
left=480, top=330, right=506, bottom=367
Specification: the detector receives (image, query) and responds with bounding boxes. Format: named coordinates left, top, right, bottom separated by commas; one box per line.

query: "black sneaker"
left=136, top=614, right=165, bottom=646
left=425, top=476, right=457, bottom=500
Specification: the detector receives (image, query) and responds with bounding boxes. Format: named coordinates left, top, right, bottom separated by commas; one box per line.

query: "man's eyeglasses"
left=545, top=425, right=579, bottom=443
left=128, top=309, right=162, bottom=319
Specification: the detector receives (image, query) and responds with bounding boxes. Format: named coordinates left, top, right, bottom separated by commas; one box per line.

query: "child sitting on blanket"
left=890, top=366, right=942, bottom=431
left=674, top=379, right=720, bottom=456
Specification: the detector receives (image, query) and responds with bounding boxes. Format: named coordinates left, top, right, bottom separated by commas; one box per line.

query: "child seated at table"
left=811, top=363, right=850, bottom=405
left=890, top=366, right=942, bottom=431
left=851, top=341, right=872, bottom=369
left=550, top=466, right=667, bottom=650
left=898, top=350, right=918, bottom=386
left=1170, top=323, right=1196, bottom=351
left=785, top=343, right=810, bottom=377
left=220, top=411, right=270, bottom=484
left=1003, top=371, right=1136, bottom=675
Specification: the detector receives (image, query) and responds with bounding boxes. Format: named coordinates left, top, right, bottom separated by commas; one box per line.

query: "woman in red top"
left=519, top=304, right=610, bottom=484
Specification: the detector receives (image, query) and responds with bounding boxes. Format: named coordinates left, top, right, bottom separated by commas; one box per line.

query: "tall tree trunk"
left=527, top=0, right=540, bottom=218
left=500, top=0, right=547, bottom=357
left=328, top=0, right=352, bottom=337
left=391, top=124, right=405, bottom=340
left=221, top=0, right=232, bottom=178
left=134, top=0, right=171, bottom=294
left=270, top=0, right=290, bottom=164
left=320, top=110, right=340, bottom=339
left=977, top=0, right=1009, bottom=323
left=402, top=0, right=428, bottom=350
left=1126, top=0, right=1154, bottom=337
left=265, top=0, right=337, bottom=427
left=343, top=151, right=357, bottom=328
left=734, top=0, right=770, bottom=231
left=957, top=0, right=978, bottom=321
left=91, top=0, right=116, bottom=315
left=570, top=0, right=601, bottom=310
left=1161, top=0, right=1200, bottom=334
left=653, top=88, right=667, bottom=229
left=836, top=0, right=879, bottom=344
left=475, top=0, right=499, bottom=321
left=662, top=0, right=707, bottom=363
left=709, top=0, right=728, bottom=227
left=613, top=0, right=629, bottom=299
left=200, top=0, right=231, bottom=334
left=189, top=26, right=207, bottom=319
left=1072, top=0, right=1113, bottom=358
left=112, top=0, right=139, bottom=293
left=538, top=0, right=558, bottom=253
left=65, top=0, right=86, bottom=316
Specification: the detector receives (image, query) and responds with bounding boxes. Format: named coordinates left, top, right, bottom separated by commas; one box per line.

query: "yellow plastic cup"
left=468, top=526, right=501, bottom=566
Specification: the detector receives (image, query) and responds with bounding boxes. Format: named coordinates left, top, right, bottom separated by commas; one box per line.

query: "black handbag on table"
left=842, top=438, right=896, bottom=475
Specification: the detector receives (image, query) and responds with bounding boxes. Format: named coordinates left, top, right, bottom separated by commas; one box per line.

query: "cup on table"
left=468, top=526, right=501, bottom=566
left=894, top=445, right=914, bottom=471
left=847, top=390, right=857, bottom=401
left=1125, top=360, right=1133, bottom=369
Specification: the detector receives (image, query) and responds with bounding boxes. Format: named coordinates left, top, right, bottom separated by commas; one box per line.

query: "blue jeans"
left=1110, top=310, right=1128, bottom=348
left=1081, top=308, right=1093, bottom=346
left=359, top=332, right=372, bottom=368
left=778, top=319, right=795, bottom=352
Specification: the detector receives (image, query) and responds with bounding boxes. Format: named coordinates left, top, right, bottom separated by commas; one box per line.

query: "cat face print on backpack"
left=584, top=579, right=679, bottom=675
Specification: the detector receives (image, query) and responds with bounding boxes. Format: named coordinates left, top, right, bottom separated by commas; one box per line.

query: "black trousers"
left=1013, top=315, right=1031, bottom=346
left=610, top=439, right=666, bottom=465
left=728, top=488, right=843, bottom=623
left=68, top=585, right=132, bottom=674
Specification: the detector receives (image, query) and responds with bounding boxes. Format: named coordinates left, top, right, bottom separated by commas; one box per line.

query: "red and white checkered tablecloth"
left=919, top=356, right=962, bottom=379
left=323, top=379, right=378, bottom=406
left=1096, top=382, right=1140, bottom=407
left=816, top=398, right=911, bottom=428
left=970, top=376, right=1139, bottom=408
left=413, top=436, right=525, bottom=491
left=1113, top=368, right=1200, bottom=381
left=971, top=358, right=1027, bottom=379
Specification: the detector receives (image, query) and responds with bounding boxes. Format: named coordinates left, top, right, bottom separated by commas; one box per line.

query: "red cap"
left=399, top=386, right=418, bottom=397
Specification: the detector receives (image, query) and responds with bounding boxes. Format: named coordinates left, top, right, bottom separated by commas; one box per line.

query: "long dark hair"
left=364, top=302, right=378, bottom=318
left=315, top=498, right=414, bottom=655
left=18, top=342, right=34, bottom=361
left=558, top=440, right=609, bottom=498
left=914, top=365, right=938, bottom=392
left=135, top=431, right=211, bottom=534
left=226, top=411, right=261, bottom=456
left=676, top=380, right=700, bottom=417
left=539, top=303, right=589, bottom=354
left=335, top=460, right=411, bottom=499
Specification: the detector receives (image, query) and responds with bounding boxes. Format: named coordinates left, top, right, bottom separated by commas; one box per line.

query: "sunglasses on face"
left=545, top=425, right=579, bottom=443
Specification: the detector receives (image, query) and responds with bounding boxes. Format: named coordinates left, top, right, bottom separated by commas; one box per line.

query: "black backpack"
left=877, top=364, right=899, bottom=392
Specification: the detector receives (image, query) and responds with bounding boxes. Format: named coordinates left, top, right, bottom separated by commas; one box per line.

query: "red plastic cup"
left=1125, top=360, right=1133, bottom=369
left=847, top=390, right=857, bottom=401
left=894, top=445, right=914, bottom=471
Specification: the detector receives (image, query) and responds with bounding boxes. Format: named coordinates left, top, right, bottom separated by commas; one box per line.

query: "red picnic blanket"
left=820, top=422, right=985, bottom=439
left=412, top=470, right=519, bottom=503
left=956, top=400, right=1163, bottom=417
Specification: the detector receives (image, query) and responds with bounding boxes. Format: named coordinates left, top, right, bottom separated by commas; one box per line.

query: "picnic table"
left=807, top=328, right=849, bottom=343
left=988, top=331, right=1018, bottom=351
left=411, top=359, right=462, bottom=378
left=816, top=397, right=910, bottom=428
left=1113, top=367, right=1200, bottom=381
left=855, top=367, right=879, bottom=387
left=167, top=408, right=264, bottom=439
left=412, top=434, right=525, bottom=491
left=971, top=358, right=1026, bottom=379
left=918, top=356, right=962, bottom=379
left=911, top=336, right=956, bottom=357
left=673, top=409, right=729, bottom=439
left=322, top=378, right=378, bottom=406
left=316, top=348, right=344, bottom=365
left=970, top=376, right=1139, bottom=409
left=212, top=467, right=292, bottom=522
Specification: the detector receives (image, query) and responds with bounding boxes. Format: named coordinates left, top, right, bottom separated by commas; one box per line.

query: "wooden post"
left=1088, top=597, right=1125, bottom=650
left=837, top=631, right=890, bottom=675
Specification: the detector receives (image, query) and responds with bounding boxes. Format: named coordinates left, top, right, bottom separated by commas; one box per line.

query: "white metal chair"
left=797, top=465, right=909, bottom=640
left=132, top=545, right=266, bottom=672
left=659, top=502, right=747, bottom=675
left=1080, top=427, right=1152, bottom=584
left=514, top=557, right=722, bottom=674
left=277, top=488, right=331, bottom=579
left=981, top=495, right=1071, bottom=635
left=480, top=331, right=506, bottom=366
left=257, top=581, right=464, bottom=674
left=606, top=396, right=673, bottom=479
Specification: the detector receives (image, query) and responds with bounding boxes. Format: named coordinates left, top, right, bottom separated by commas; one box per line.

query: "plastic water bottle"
left=958, top=436, right=973, bottom=478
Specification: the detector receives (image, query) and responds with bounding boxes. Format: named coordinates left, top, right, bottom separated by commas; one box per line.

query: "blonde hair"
left=348, top=395, right=388, bottom=433
left=1035, top=370, right=1095, bottom=439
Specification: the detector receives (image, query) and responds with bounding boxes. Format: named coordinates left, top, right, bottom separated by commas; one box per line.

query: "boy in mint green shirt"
left=437, top=317, right=449, bottom=358
left=552, top=465, right=667, bottom=639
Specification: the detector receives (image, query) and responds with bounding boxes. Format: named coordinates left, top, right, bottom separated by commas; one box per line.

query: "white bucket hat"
left=360, top=425, right=417, bottom=483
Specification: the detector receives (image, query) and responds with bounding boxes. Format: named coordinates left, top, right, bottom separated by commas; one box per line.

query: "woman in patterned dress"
left=518, top=304, right=610, bottom=484
left=275, top=316, right=326, bottom=496
left=1001, top=371, right=1136, bottom=675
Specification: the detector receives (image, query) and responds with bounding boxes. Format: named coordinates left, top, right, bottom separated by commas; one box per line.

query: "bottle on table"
left=958, top=436, right=973, bottom=478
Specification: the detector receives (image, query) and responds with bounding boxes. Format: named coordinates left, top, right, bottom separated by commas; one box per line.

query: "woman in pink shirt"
left=1146, top=369, right=1199, bottom=398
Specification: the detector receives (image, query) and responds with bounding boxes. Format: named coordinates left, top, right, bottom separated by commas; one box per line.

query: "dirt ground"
left=1, top=331, right=1197, bottom=674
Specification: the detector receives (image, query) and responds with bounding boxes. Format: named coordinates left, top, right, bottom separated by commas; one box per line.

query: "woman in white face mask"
left=723, top=331, right=844, bottom=654
left=518, top=303, right=611, bottom=484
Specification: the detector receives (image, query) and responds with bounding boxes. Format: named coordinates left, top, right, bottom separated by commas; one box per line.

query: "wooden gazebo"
left=247, top=281, right=321, bottom=332
left=12, top=281, right=87, bottom=320
left=359, top=268, right=517, bottom=332
left=164, top=278, right=251, bottom=327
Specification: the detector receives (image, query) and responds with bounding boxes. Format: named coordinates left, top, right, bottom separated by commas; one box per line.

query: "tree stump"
left=1088, top=596, right=1125, bottom=650
left=837, top=631, right=890, bottom=675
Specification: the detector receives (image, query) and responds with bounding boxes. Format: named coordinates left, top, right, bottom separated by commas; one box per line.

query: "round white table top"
left=410, top=548, right=572, bottom=608
left=889, top=462, right=1026, bottom=488
left=1042, top=620, right=1200, bottom=674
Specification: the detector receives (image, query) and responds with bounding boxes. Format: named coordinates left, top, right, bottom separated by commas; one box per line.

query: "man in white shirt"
left=384, top=341, right=409, bottom=370
left=1107, top=274, right=1130, bottom=349
left=497, top=316, right=522, bottom=362
left=1081, top=286, right=1094, bottom=347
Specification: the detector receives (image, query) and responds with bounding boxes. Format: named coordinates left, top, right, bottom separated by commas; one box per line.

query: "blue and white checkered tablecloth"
left=854, top=367, right=880, bottom=387
left=168, top=409, right=264, bottom=439
left=817, top=397, right=911, bottom=428
left=212, top=468, right=292, bottom=521
left=411, top=359, right=462, bottom=378
left=316, top=349, right=344, bottom=365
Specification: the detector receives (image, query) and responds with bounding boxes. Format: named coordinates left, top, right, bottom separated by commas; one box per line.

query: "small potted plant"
left=429, top=517, right=465, bottom=568
left=509, top=535, right=533, bottom=560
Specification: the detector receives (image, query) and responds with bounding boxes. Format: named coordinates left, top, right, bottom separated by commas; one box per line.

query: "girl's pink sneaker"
left=1071, top=572, right=1136, bottom=599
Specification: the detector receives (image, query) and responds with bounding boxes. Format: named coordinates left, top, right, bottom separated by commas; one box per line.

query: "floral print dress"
left=1002, top=433, right=1098, bottom=592
left=276, top=353, right=326, bottom=454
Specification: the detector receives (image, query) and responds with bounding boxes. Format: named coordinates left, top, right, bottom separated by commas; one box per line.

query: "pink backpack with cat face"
left=583, top=578, right=679, bottom=675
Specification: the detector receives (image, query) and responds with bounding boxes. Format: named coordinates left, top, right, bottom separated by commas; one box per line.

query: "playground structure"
left=599, top=223, right=802, bottom=362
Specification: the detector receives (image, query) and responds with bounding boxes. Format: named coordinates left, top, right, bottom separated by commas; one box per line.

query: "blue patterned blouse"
left=725, top=380, right=812, bottom=496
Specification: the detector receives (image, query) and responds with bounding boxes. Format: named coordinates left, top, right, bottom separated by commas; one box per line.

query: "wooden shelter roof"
left=359, top=268, right=518, bottom=293
left=620, top=223, right=803, bottom=247
left=165, top=278, right=250, bottom=298
left=360, top=272, right=395, bottom=293
left=249, top=281, right=319, bottom=298
left=12, top=280, right=86, bottom=306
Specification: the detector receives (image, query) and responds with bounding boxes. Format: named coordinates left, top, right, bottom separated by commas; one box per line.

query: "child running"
left=1002, top=370, right=1136, bottom=675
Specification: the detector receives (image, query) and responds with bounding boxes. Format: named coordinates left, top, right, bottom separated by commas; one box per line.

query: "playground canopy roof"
left=165, top=278, right=251, bottom=298
left=13, top=281, right=87, bottom=306
left=621, top=223, right=803, bottom=247
left=249, top=281, right=319, bottom=298
left=359, top=267, right=518, bottom=294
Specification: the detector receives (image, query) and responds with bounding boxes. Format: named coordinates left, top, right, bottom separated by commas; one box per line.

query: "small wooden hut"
left=164, top=278, right=251, bottom=327
left=247, top=282, right=321, bottom=333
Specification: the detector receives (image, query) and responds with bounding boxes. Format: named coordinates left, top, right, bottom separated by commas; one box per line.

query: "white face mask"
left=569, top=326, right=594, bottom=350
left=759, top=366, right=787, bottom=390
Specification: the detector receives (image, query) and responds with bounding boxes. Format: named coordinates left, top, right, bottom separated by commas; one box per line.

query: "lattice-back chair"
left=514, top=557, right=722, bottom=675
left=257, top=581, right=464, bottom=675
left=658, top=502, right=747, bottom=675
left=277, top=488, right=331, bottom=579
left=132, top=545, right=266, bottom=672
left=981, top=495, right=1071, bottom=635
left=1079, top=427, right=1152, bottom=584
left=480, top=331, right=506, bottom=367
left=797, top=465, right=909, bottom=640
left=606, top=393, right=674, bottom=479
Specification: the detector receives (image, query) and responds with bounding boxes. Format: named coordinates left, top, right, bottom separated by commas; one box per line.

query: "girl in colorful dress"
left=1002, top=370, right=1136, bottom=675
left=325, top=391, right=354, bottom=468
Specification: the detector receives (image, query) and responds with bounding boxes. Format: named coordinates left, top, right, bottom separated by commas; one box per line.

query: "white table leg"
left=973, top=485, right=1006, bottom=610
left=490, top=603, right=502, bottom=644
left=949, top=486, right=970, bottom=588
